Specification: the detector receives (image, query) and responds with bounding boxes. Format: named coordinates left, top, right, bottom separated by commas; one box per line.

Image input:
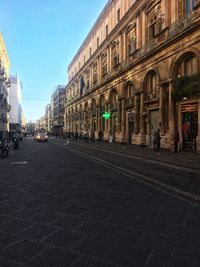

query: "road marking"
left=11, top=161, right=28, bottom=165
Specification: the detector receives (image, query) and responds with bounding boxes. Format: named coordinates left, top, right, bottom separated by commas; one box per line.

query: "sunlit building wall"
left=9, top=75, right=22, bottom=132
left=0, top=32, right=10, bottom=134
left=65, top=0, right=200, bottom=152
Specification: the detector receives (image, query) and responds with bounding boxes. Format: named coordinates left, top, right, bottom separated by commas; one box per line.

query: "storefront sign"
left=181, top=103, right=198, bottom=113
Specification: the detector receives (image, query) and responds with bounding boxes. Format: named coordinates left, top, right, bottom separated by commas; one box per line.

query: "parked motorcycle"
left=0, top=139, right=9, bottom=158
left=12, top=135, right=20, bottom=149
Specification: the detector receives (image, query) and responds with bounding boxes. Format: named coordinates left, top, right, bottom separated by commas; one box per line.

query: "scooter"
left=0, top=139, right=9, bottom=158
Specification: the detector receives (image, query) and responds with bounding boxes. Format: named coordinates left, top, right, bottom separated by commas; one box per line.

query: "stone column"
left=97, top=106, right=100, bottom=132
left=168, top=82, right=175, bottom=134
left=121, top=98, right=125, bottom=141
left=136, top=12, right=141, bottom=49
left=104, top=103, right=108, bottom=132
left=107, top=103, right=111, bottom=134
left=134, top=94, right=140, bottom=134
left=117, top=99, right=122, bottom=133
left=140, top=93, right=145, bottom=134
left=159, top=85, right=165, bottom=134
left=108, top=45, right=112, bottom=73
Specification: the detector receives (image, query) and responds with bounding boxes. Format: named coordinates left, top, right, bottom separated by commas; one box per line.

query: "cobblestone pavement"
left=0, top=137, right=200, bottom=266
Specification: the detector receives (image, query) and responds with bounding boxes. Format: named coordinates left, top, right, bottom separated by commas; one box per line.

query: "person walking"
left=91, top=131, right=95, bottom=143
left=153, top=129, right=161, bottom=154
left=174, top=126, right=180, bottom=153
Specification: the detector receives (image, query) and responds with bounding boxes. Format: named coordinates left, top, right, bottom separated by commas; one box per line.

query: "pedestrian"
left=98, top=131, right=103, bottom=143
left=153, top=129, right=161, bottom=154
left=174, top=126, right=180, bottom=153
left=91, top=131, right=95, bottom=143
left=75, top=131, right=78, bottom=142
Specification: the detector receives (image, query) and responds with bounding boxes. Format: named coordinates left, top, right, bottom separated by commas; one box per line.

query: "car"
left=34, top=132, right=48, bottom=142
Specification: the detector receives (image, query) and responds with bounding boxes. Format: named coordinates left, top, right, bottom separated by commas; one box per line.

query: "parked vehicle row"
left=0, top=133, right=21, bottom=159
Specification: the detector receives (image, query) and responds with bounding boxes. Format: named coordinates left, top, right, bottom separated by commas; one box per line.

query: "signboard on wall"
left=181, top=103, right=198, bottom=113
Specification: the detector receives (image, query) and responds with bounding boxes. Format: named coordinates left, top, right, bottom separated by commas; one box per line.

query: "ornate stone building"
left=65, top=0, right=200, bottom=152
left=0, top=32, right=10, bottom=134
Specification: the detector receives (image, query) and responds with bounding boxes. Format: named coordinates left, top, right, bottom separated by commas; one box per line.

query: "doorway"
left=182, top=111, right=198, bottom=151
left=149, top=110, right=159, bottom=145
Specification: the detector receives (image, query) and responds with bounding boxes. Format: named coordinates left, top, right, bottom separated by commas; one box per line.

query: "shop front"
left=181, top=103, right=198, bottom=151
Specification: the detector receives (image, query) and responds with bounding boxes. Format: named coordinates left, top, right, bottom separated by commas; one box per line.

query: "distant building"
left=0, top=32, right=11, bottom=136
left=45, top=104, right=52, bottom=133
left=9, top=75, right=22, bottom=132
left=51, top=85, right=66, bottom=136
left=25, top=121, right=35, bottom=135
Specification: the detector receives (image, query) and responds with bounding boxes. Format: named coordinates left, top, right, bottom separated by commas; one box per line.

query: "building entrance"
left=182, top=110, right=198, bottom=151
left=149, top=110, right=159, bottom=146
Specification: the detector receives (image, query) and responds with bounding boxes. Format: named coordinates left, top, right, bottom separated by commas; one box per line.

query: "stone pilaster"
left=159, top=86, right=165, bottom=134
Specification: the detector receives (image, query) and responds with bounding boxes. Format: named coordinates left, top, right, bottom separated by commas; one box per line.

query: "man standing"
left=174, top=126, right=180, bottom=153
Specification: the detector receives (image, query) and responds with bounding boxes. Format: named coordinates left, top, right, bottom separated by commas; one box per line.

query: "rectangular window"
left=97, top=37, right=99, bottom=48
left=90, top=47, right=92, bottom=57
left=117, top=8, right=120, bottom=22
left=106, top=25, right=108, bottom=37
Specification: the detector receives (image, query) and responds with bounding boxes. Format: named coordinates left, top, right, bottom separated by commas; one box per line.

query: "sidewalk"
left=55, top=137, right=200, bottom=172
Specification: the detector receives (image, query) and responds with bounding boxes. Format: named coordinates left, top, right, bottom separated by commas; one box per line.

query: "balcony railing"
left=168, top=9, right=200, bottom=39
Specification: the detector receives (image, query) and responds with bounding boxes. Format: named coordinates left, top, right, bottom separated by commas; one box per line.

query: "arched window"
left=177, top=54, right=198, bottom=77
left=145, top=71, right=158, bottom=100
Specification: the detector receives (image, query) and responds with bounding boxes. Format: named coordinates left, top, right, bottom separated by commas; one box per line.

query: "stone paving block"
left=0, top=232, right=17, bottom=251
left=70, top=255, right=121, bottom=267
left=174, top=239, right=200, bottom=260
left=154, top=207, right=189, bottom=225
left=53, top=214, right=84, bottom=230
left=136, top=232, right=177, bottom=255
left=166, top=224, right=200, bottom=243
left=0, top=203, right=22, bottom=216
left=134, top=218, right=168, bottom=234
left=0, top=218, right=33, bottom=235
left=17, top=223, right=57, bottom=241
left=0, top=256, right=24, bottom=267
left=104, top=247, right=151, bottom=267
left=146, top=251, right=194, bottom=267
left=0, top=240, right=45, bottom=264
left=28, top=212, right=63, bottom=224
left=28, top=247, right=78, bottom=267
left=44, top=229, right=84, bottom=249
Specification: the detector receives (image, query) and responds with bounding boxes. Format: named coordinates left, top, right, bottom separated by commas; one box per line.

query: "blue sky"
left=0, top=0, right=107, bottom=122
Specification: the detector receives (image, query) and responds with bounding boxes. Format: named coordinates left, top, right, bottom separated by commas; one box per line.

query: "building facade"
left=45, top=103, right=52, bottom=133
left=0, top=32, right=11, bottom=135
left=9, top=75, right=23, bottom=132
left=51, top=85, right=66, bottom=136
left=65, top=0, right=200, bottom=152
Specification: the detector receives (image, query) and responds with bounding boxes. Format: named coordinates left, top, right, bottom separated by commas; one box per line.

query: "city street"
left=0, top=138, right=200, bottom=266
